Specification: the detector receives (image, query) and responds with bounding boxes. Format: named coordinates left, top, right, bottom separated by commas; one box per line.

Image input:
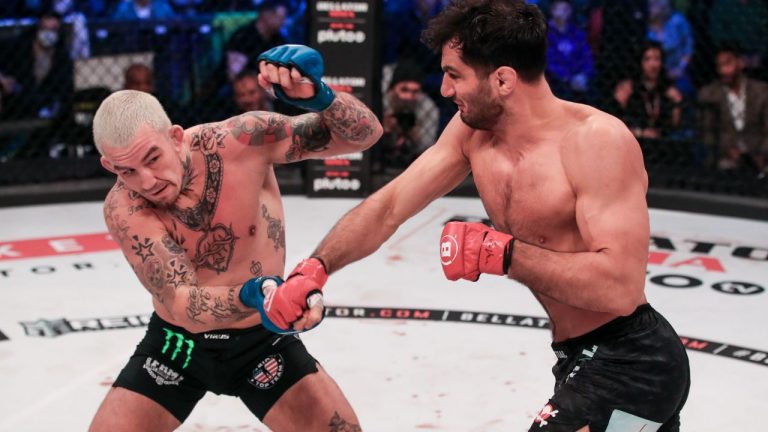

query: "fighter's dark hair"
left=421, top=0, right=547, bottom=82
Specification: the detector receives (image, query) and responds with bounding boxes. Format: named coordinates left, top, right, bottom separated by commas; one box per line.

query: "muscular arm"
left=225, top=92, right=383, bottom=163
left=508, top=120, right=650, bottom=315
left=314, top=115, right=472, bottom=273
left=104, top=186, right=254, bottom=333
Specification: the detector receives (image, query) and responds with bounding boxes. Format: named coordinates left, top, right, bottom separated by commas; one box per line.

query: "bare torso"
left=108, top=123, right=286, bottom=330
left=466, top=102, right=646, bottom=341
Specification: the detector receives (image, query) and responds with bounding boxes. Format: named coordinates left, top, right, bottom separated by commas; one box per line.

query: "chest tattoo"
left=193, top=223, right=240, bottom=274
left=169, top=124, right=239, bottom=274
left=250, top=260, right=263, bottom=276
left=170, top=152, right=223, bottom=230
left=261, top=204, right=285, bottom=252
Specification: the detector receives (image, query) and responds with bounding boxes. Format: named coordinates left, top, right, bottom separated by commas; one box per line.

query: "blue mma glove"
left=240, top=276, right=325, bottom=334
left=256, top=44, right=336, bottom=112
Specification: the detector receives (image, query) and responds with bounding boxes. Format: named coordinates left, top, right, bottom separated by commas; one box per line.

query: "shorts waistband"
left=551, top=303, right=656, bottom=354
left=148, top=312, right=266, bottom=342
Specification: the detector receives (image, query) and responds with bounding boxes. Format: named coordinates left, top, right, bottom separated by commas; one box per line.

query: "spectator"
left=709, top=0, right=768, bottom=76
left=376, top=60, right=439, bottom=171
left=593, top=0, right=648, bottom=103
left=1, top=9, right=73, bottom=119
left=111, top=0, right=176, bottom=20
left=382, top=0, right=445, bottom=102
left=0, top=72, right=18, bottom=119
left=123, top=63, right=154, bottom=94
left=647, top=0, right=694, bottom=95
left=232, top=69, right=272, bottom=113
left=224, top=0, right=286, bottom=82
left=121, top=62, right=191, bottom=126
left=80, top=0, right=109, bottom=17
left=546, top=0, right=594, bottom=102
left=53, top=0, right=91, bottom=59
left=698, top=46, right=768, bottom=173
left=609, top=41, right=683, bottom=139
left=685, top=0, right=717, bottom=89
left=196, top=0, right=289, bottom=120
left=383, top=0, right=444, bottom=65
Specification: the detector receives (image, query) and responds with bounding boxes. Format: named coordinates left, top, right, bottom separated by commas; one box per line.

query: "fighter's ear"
left=494, top=66, right=517, bottom=96
left=169, top=125, right=184, bottom=150
left=100, top=156, right=116, bottom=174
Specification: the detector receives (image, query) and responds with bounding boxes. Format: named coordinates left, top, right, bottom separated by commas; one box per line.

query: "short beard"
left=459, top=85, right=503, bottom=131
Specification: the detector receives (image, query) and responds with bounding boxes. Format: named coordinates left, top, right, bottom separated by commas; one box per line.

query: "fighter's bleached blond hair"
left=92, top=90, right=172, bottom=154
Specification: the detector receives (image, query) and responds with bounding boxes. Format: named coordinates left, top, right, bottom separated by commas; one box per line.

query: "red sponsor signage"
left=0, top=232, right=118, bottom=261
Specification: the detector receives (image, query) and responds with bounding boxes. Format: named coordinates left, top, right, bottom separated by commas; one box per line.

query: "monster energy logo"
left=161, top=328, right=195, bottom=369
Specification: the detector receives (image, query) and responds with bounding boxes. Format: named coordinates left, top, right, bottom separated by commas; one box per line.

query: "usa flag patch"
left=248, top=354, right=285, bottom=389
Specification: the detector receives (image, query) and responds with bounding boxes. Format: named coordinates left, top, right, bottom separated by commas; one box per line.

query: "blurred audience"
left=546, top=0, right=594, bottom=103
left=0, top=0, right=766, bottom=192
left=698, top=46, right=768, bottom=173
left=709, top=0, right=768, bottom=78
left=52, top=0, right=92, bottom=60
left=593, top=0, right=649, bottom=103
left=383, top=0, right=444, bottom=65
left=0, top=9, right=73, bottom=120
left=224, top=0, right=286, bottom=83
left=169, top=0, right=202, bottom=16
left=232, top=69, right=272, bottom=113
left=647, top=0, right=694, bottom=95
left=199, top=0, right=255, bottom=12
left=383, top=0, right=445, bottom=106
left=112, top=0, right=176, bottom=20
left=376, top=61, right=439, bottom=171
left=608, top=41, right=683, bottom=139
left=123, top=63, right=155, bottom=93
left=0, top=1, right=27, bottom=17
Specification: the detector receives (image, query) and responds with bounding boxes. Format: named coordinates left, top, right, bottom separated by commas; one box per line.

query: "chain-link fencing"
left=0, top=0, right=766, bottom=198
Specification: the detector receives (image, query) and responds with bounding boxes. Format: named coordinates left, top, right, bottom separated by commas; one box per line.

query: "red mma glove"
left=439, top=222, right=514, bottom=282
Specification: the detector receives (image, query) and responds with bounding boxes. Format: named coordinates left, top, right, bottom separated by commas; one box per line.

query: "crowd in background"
left=0, top=0, right=767, bottom=181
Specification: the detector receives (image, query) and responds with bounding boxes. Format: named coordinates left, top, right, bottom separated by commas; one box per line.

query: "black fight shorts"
left=529, top=304, right=690, bottom=432
left=113, top=313, right=319, bottom=422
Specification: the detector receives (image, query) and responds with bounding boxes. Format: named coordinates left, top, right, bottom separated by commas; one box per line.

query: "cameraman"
left=376, top=60, right=439, bottom=171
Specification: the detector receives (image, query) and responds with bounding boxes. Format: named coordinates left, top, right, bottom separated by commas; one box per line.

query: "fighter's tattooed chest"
left=169, top=124, right=238, bottom=273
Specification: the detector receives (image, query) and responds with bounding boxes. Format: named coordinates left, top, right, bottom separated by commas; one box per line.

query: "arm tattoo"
left=134, top=235, right=193, bottom=305
left=228, top=113, right=289, bottom=146
left=286, top=115, right=332, bottom=161
left=131, top=236, right=155, bottom=263
left=166, top=258, right=194, bottom=290
left=163, top=234, right=185, bottom=255
left=329, top=412, right=362, bottom=432
left=190, top=123, right=228, bottom=154
left=104, top=194, right=130, bottom=247
left=144, top=257, right=165, bottom=302
left=321, top=92, right=378, bottom=143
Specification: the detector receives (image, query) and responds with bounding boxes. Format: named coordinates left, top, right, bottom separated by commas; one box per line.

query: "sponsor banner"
left=20, top=308, right=768, bottom=368
left=0, top=232, right=117, bottom=262
left=306, top=0, right=380, bottom=197
left=20, top=314, right=151, bottom=337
